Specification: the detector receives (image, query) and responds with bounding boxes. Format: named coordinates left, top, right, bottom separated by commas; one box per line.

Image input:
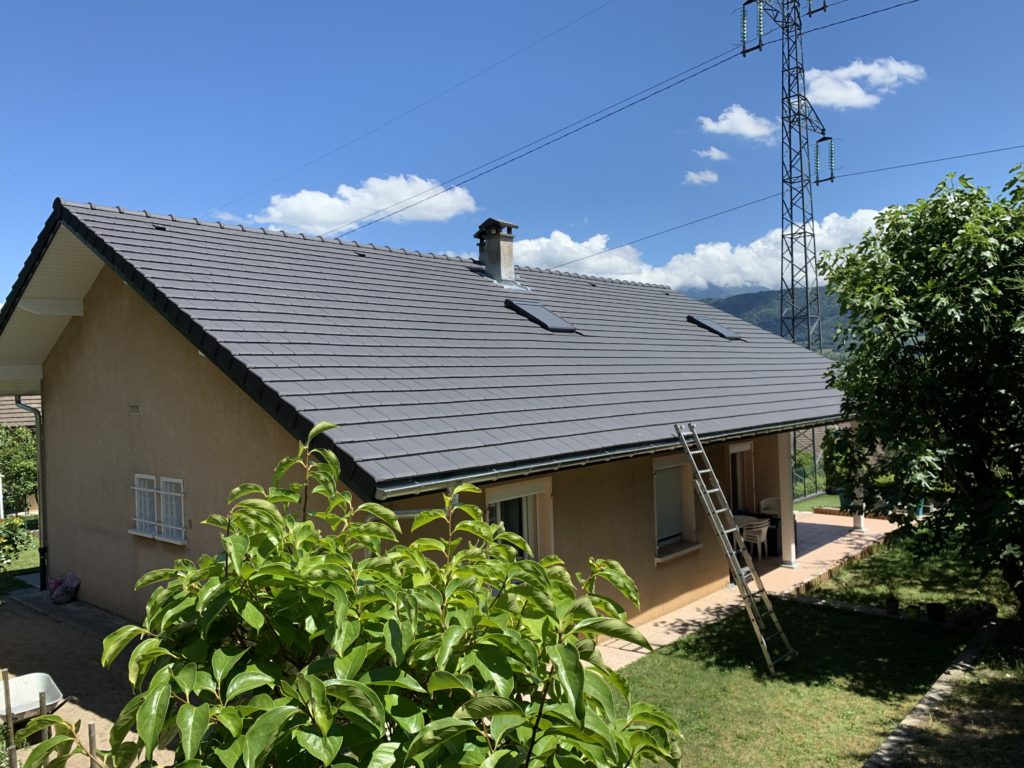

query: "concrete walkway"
left=601, top=512, right=896, bottom=670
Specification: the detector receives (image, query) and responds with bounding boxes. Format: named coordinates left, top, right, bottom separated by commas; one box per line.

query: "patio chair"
left=742, top=519, right=771, bottom=559
left=759, top=497, right=780, bottom=517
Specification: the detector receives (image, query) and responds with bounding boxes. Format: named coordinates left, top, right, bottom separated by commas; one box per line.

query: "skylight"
left=505, top=299, right=576, bottom=333
left=687, top=314, right=741, bottom=341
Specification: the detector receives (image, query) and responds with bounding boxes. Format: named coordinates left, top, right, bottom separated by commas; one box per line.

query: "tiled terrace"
left=601, top=512, right=896, bottom=670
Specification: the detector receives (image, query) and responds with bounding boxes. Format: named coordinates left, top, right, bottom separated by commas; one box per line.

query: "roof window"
left=687, top=314, right=741, bottom=340
left=505, top=299, right=575, bottom=333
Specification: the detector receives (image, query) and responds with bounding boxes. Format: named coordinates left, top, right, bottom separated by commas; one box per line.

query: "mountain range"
left=703, top=287, right=844, bottom=357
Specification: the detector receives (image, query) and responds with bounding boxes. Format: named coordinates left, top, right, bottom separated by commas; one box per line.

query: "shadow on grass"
left=889, top=622, right=1024, bottom=768
left=810, top=536, right=1017, bottom=617
left=659, top=599, right=970, bottom=702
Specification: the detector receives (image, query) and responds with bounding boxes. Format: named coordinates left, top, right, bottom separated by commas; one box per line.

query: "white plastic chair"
left=759, top=497, right=780, bottom=517
left=742, top=519, right=771, bottom=559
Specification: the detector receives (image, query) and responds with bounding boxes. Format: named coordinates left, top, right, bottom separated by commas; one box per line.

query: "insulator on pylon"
left=808, top=1, right=828, bottom=16
left=741, top=1, right=764, bottom=56
left=815, top=136, right=835, bottom=184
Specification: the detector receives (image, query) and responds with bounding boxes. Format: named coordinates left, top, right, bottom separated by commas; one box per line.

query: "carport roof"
left=0, top=199, right=841, bottom=500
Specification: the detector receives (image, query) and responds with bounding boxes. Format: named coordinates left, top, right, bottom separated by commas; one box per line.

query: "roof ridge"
left=514, top=263, right=671, bottom=290
left=57, top=198, right=472, bottom=264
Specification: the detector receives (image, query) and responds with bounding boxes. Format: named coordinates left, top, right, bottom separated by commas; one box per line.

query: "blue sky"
left=2, top=0, right=1021, bottom=295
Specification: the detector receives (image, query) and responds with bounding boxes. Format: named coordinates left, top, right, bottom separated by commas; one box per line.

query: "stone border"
left=861, top=620, right=997, bottom=767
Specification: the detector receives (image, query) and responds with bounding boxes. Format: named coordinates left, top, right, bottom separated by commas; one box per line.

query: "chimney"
left=475, top=218, right=518, bottom=283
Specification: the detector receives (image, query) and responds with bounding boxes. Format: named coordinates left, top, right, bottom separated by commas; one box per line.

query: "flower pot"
left=926, top=602, right=947, bottom=624
left=885, top=595, right=900, bottom=616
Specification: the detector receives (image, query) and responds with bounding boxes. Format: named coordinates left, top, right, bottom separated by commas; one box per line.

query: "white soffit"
left=0, top=224, right=103, bottom=394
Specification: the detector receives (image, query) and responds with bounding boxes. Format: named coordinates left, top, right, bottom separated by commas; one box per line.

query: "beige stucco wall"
left=42, top=266, right=297, bottom=620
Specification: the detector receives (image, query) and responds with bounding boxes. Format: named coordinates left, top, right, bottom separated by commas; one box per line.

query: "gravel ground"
left=1, top=587, right=172, bottom=766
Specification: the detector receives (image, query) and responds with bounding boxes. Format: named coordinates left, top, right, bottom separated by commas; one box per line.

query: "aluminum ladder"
left=675, top=422, right=795, bottom=673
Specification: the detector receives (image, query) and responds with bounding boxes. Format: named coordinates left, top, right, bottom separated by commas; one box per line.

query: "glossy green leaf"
left=410, top=508, right=446, bottom=532
left=101, top=624, right=146, bottom=667
left=405, top=716, right=477, bottom=760
left=212, top=647, right=247, bottom=684
left=366, top=741, right=400, bottom=768
left=547, top=643, right=585, bottom=723
left=176, top=702, right=210, bottom=760
left=427, top=670, right=474, bottom=694
left=306, top=421, right=338, bottom=442
left=242, top=705, right=299, bottom=768
left=21, top=734, right=76, bottom=768
left=456, top=695, right=522, bottom=720
left=295, top=729, right=344, bottom=766
left=570, top=616, right=651, bottom=650
left=226, top=668, right=275, bottom=702
left=136, top=676, right=171, bottom=760
left=328, top=679, right=386, bottom=736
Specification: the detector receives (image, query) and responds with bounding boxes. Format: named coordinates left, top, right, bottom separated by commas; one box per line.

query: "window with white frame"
left=654, top=459, right=697, bottom=557
left=132, top=474, right=186, bottom=543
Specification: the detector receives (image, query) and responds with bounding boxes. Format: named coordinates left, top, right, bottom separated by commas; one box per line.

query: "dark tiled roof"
left=0, top=396, right=39, bottom=428
left=19, top=200, right=841, bottom=498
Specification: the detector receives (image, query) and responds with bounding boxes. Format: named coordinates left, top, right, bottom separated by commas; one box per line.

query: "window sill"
left=129, top=528, right=187, bottom=546
left=655, top=541, right=702, bottom=565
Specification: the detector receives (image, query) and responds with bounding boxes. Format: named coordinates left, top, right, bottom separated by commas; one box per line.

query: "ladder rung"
left=723, top=527, right=739, bottom=536
left=698, top=468, right=713, bottom=474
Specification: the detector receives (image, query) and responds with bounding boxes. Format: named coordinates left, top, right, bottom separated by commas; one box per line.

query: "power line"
left=210, top=0, right=620, bottom=212
left=552, top=193, right=780, bottom=269
left=550, top=142, right=1024, bottom=270
left=803, top=0, right=920, bottom=36
left=834, top=143, right=1024, bottom=179
left=324, top=49, right=745, bottom=238
left=319, top=0, right=922, bottom=239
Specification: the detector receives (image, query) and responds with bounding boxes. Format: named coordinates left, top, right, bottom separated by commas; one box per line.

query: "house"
left=0, top=201, right=841, bottom=620
left=0, top=395, right=40, bottom=430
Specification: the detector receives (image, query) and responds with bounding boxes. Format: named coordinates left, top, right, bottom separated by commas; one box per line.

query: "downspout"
left=14, top=397, right=45, bottom=591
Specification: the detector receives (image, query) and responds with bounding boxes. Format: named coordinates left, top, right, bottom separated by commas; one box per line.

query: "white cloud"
left=806, top=57, right=926, bottom=109
left=249, top=174, right=476, bottom=233
left=698, top=104, right=777, bottom=145
left=516, top=209, right=878, bottom=291
left=684, top=169, right=719, bottom=186
left=695, top=146, right=730, bottom=161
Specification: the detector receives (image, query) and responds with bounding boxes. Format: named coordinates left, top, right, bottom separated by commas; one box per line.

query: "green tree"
left=19, top=425, right=680, bottom=767
left=0, top=516, right=32, bottom=568
left=820, top=168, right=1024, bottom=613
left=0, top=425, right=37, bottom=514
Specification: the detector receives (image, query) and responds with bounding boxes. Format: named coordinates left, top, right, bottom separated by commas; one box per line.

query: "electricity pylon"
left=741, top=0, right=835, bottom=498
left=741, top=0, right=834, bottom=350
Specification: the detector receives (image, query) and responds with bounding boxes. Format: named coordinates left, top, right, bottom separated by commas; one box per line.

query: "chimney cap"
left=474, top=218, right=518, bottom=241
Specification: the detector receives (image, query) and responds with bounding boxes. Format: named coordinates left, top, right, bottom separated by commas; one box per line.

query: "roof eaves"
left=373, top=412, right=840, bottom=500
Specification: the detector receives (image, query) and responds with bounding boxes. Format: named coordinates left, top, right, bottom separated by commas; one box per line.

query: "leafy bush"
left=0, top=516, right=32, bottom=568
left=20, top=425, right=680, bottom=767
left=0, top=426, right=37, bottom=514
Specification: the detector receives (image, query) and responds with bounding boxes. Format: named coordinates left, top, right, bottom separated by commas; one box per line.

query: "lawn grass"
left=807, top=534, right=1018, bottom=618
left=890, top=621, right=1024, bottom=768
left=0, top=531, right=39, bottom=595
left=794, top=493, right=840, bottom=512
left=621, top=599, right=969, bottom=768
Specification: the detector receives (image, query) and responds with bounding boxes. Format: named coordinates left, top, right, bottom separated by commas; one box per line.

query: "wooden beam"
left=17, top=298, right=84, bottom=316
